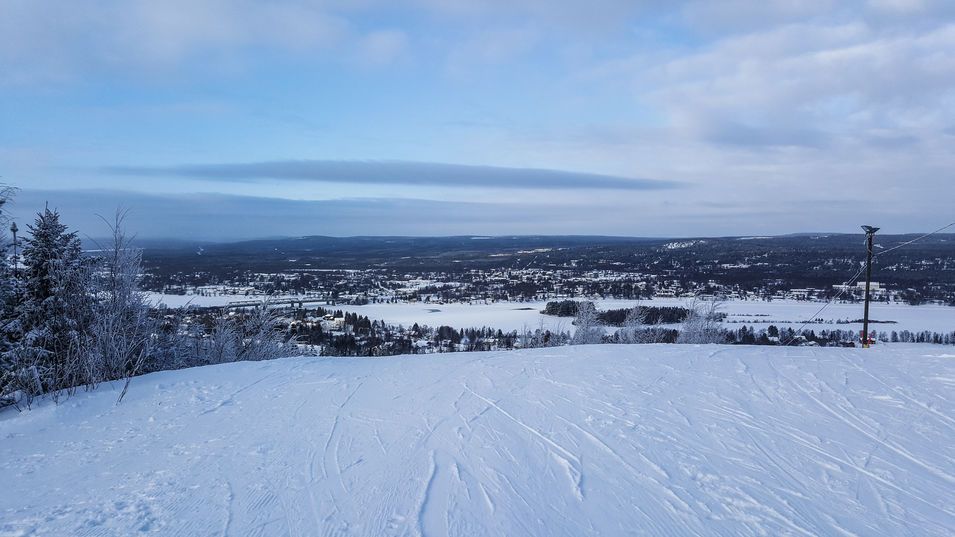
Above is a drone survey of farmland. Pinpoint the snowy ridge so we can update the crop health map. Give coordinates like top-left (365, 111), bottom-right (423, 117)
top-left (2, 345), bottom-right (954, 536)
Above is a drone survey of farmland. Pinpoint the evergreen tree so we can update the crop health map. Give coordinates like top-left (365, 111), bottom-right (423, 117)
top-left (10, 206), bottom-right (93, 398)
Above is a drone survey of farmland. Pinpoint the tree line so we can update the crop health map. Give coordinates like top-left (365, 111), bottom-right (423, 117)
top-left (541, 300), bottom-right (693, 324)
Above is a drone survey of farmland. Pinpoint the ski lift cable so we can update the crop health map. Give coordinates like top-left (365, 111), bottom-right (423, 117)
top-left (781, 219), bottom-right (955, 345)
top-left (781, 262), bottom-right (868, 345)
top-left (873, 220), bottom-right (955, 258)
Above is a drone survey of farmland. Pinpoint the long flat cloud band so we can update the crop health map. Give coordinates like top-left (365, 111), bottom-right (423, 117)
top-left (103, 160), bottom-right (680, 191)
top-left (11, 189), bottom-right (602, 240)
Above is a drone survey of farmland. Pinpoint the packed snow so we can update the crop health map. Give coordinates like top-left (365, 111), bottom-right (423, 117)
top-left (2, 344), bottom-right (954, 536)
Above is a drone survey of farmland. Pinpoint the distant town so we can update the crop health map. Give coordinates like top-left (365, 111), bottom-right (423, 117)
top-left (141, 234), bottom-right (955, 305)
top-left (133, 234), bottom-right (955, 356)
top-left (155, 269), bottom-right (899, 306)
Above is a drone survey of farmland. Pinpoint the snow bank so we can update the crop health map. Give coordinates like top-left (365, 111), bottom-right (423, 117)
top-left (4, 345), bottom-right (952, 536)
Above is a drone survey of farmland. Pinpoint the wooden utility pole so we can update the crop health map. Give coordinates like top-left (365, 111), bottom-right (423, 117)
top-left (861, 225), bottom-right (879, 348)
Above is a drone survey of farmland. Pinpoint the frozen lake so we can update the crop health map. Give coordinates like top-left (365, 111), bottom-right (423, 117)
top-left (147, 293), bottom-right (955, 334)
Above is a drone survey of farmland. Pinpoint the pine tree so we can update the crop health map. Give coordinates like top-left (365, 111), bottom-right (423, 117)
top-left (11, 206), bottom-right (94, 398)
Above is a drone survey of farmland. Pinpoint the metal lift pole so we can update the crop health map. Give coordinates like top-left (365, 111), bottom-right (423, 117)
top-left (861, 225), bottom-right (879, 348)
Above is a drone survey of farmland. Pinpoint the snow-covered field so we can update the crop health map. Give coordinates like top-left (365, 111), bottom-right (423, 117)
top-left (147, 292), bottom-right (955, 334)
top-left (2, 345), bottom-right (954, 536)
top-left (342, 298), bottom-right (955, 334)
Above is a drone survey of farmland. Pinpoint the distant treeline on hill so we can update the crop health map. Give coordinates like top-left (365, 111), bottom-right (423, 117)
top-left (540, 300), bottom-right (691, 325)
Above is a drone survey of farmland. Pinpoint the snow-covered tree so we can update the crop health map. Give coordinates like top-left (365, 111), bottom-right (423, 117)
top-left (615, 306), bottom-right (648, 344)
top-left (677, 297), bottom-right (726, 344)
top-left (206, 314), bottom-right (240, 365)
top-left (89, 211), bottom-right (156, 399)
top-left (200, 303), bottom-right (288, 365)
top-left (0, 202), bottom-right (296, 407)
top-left (7, 206), bottom-right (94, 402)
top-left (571, 301), bottom-right (604, 345)
top-left (0, 187), bottom-right (21, 406)
top-left (234, 303), bottom-right (288, 362)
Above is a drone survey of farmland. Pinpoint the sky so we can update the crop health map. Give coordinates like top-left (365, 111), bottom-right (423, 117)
top-left (2, 0), bottom-right (954, 240)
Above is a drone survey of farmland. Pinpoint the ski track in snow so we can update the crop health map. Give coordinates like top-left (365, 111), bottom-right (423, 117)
top-left (1, 344), bottom-right (954, 536)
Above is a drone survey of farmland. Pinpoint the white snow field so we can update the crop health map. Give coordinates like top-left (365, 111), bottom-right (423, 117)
top-left (147, 292), bottom-right (955, 334)
top-left (2, 345), bottom-right (954, 536)
top-left (341, 299), bottom-right (955, 334)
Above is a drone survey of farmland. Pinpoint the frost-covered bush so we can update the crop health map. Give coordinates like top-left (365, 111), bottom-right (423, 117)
top-left (571, 301), bottom-right (604, 345)
top-left (677, 297), bottom-right (727, 345)
top-left (615, 306), bottom-right (649, 344)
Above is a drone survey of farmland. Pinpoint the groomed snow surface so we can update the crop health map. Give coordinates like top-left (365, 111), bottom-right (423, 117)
top-left (2, 345), bottom-right (954, 536)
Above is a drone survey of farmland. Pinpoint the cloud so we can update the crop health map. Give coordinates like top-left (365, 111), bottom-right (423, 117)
top-left (0, 0), bottom-right (641, 84)
top-left (12, 187), bottom-right (944, 242)
top-left (866, 0), bottom-right (946, 15)
top-left (355, 30), bottom-right (410, 66)
top-left (690, 117), bottom-right (829, 148)
top-left (102, 160), bottom-right (681, 191)
top-left (8, 189), bottom-right (592, 240)
top-left (406, 0), bottom-right (651, 30)
top-left (0, 0), bottom-right (392, 82)
top-left (679, 0), bottom-right (839, 35)
top-left (597, 18), bottom-right (955, 149)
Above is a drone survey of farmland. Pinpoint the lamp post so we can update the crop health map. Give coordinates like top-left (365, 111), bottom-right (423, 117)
top-left (861, 225), bottom-right (879, 348)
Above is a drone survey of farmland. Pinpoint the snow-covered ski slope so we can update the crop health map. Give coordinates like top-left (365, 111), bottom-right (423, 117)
top-left (2, 345), bottom-right (954, 536)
